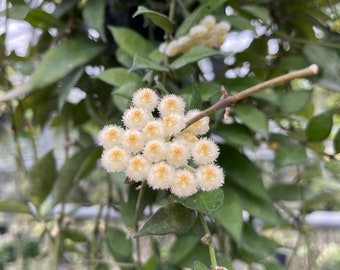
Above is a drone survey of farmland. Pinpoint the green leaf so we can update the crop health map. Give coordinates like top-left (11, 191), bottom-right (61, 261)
top-left (215, 123), bottom-right (254, 148)
top-left (233, 104), bottom-right (268, 137)
top-left (2, 4), bottom-right (30, 20)
top-left (83, 0), bottom-right (106, 41)
top-left (169, 234), bottom-right (201, 264)
top-left (325, 160), bottom-right (340, 175)
top-left (112, 82), bottom-right (140, 112)
top-left (63, 229), bottom-right (88, 242)
top-left (216, 188), bottom-right (243, 244)
top-left (226, 15), bottom-right (255, 31)
top-left (175, 189), bottom-right (224, 219)
top-left (130, 55), bottom-right (169, 72)
top-left (109, 26), bottom-right (154, 57)
top-left (189, 85), bottom-right (203, 110)
top-left (274, 145), bottom-right (306, 167)
top-left (193, 260), bottom-right (209, 270)
top-left (0, 199), bottom-right (31, 215)
top-left (263, 261), bottom-right (285, 270)
top-left (333, 128), bottom-right (340, 153)
top-left (269, 183), bottom-right (315, 201)
top-left (28, 151), bottom-right (56, 206)
top-left (135, 203), bottom-right (196, 237)
top-left (106, 226), bottom-right (132, 258)
top-left (25, 9), bottom-right (64, 30)
top-left (306, 111), bottom-right (333, 141)
top-left (170, 47), bottom-right (224, 70)
top-left (133, 6), bottom-right (173, 33)
top-left (95, 68), bottom-right (142, 87)
top-left (241, 5), bottom-right (270, 22)
top-left (30, 39), bottom-right (105, 90)
top-left (280, 90), bottom-right (312, 114)
top-left (52, 147), bottom-right (102, 205)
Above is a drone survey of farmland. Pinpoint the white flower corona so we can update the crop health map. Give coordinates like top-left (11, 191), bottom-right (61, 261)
top-left (196, 164), bottom-right (224, 191)
top-left (192, 138), bottom-right (219, 165)
top-left (122, 130), bottom-right (146, 154)
top-left (101, 147), bottom-right (130, 172)
top-left (147, 162), bottom-right (175, 189)
top-left (171, 169), bottom-right (197, 197)
top-left (162, 114), bottom-right (186, 136)
top-left (143, 140), bottom-right (165, 162)
top-left (126, 155), bottom-right (150, 181)
top-left (158, 94), bottom-right (186, 116)
top-left (166, 141), bottom-right (190, 167)
top-left (97, 124), bottom-right (124, 149)
top-left (122, 107), bottom-right (152, 130)
top-left (132, 88), bottom-right (159, 111)
top-left (143, 120), bottom-right (164, 140)
top-left (185, 110), bottom-right (210, 135)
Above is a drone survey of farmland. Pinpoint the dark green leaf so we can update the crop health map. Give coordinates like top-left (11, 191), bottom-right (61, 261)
top-left (333, 128), bottom-right (340, 153)
top-left (109, 26), bottom-right (154, 57)
top-left (25, 9), bottom-right (64, 30)
top-left (193, 260), bottom-right (209, 270)
top-left (133, 6), bottom-right (173, 33)
top-left (95, 68), bottom-right (142, 87)
top-left (106, 226), bottom-right (132, 258)
top-left (170, 47), bottom-right (224, 70)
top-left (252, 88), bottom-right (279, 106)
top-left (112, 82), bottom-right (140, 112)
top-left (189, 85), bottom-right (203, 110)
top-left (233, 104), bottom-right (268, 137)
top-left (28, 151), bottom-right (56, 206)
top-left (216, 188), bottom-right (243, 243)
top-left (269, 183), bottom-right (315, 201)
top-left (135, 203), bottom-right (196, 237)
top-left (226, 15), bottom-right (255, 31)
top-left (280, 90), bottom-right (312, 114)
top-left (215, 123), bottom-right (254, 148)
top-left (169, 234), bottom-right (200, 264)
top-left (83, 0), bottom-right (106, 41)
top-left (63, 229), bottom-right (88, 242)
top-left (274, 145), bottom-right (306, 167)
top-left (0, 199), bottom-right (31, 215)
top-left (53, 0), bottom-right (77, 18)
top-left (279, 56), bottom-right (309, 71)
top-left (30, 39), bottom-right (105, 90)
top-left (306, 111), bottom-right (333, 141)
top-left (52, 147), bottom-right (102, 205)
top-left (130, 55), bottom-right (169, 72)
top-left (175, 189), bottom-right (224, 219)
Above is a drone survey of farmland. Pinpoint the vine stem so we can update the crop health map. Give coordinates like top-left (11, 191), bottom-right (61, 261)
top-left (199, 214), bottom-right (218, 269)
top-left (184, 64), bottom-right (319, 129)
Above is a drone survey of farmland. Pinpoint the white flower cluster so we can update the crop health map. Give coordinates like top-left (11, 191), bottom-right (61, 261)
top-left (159, 15), bottom-right (231, 57)
top-left (98, 88), bottom-right (224, 198)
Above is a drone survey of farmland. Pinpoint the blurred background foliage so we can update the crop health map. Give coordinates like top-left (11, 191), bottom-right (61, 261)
top-left (0, 0), bottom-right (340, 269)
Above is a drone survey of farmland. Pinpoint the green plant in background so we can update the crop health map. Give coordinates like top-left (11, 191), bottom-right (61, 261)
top-left (0, 0), bottom-right (339, 269)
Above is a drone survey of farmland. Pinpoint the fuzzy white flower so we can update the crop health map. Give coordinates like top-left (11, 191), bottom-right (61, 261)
top-left (122, 129), bottom-right (146, 154)
top-left (162, 114), bottom-right (186, 136)
top-left (122, 107), bottom-right (152, 130)
top-left (101, 147), bottom-right (130, 172)
top-left (142, 120), bottom-right (164, 140)
top-left (212, 21), bottom-right (230, 37)
top-left (177, 36), bottom-right (192, 52)
top-left (97, 124), bottom-right (124, 149)
top-left (196, 164), bottom-right (224, 191)
top-left (165, 40), bottom-right (181, 57)
top-left (147, 162), bottom-right (175, 189)
top-left (143, 140), bottom-right (166, 162)
top-left (125, 155), bottom-right (150, 181)
top-left (158, 94), bottom-right (186, 116)
top-left (171, 169), bottom-right (197, 197)
top-left (165, 141), bottom-right (190, 167)
top-left (175, 131), bottom-right (198, 147)
top-left (132, 88), bottom-right (159, 111)
top-left (159, 42), bottom-right (167, 54)
top-left (189, 25), bottom-right (208, 39)
top-left (192, 138), bottom-right (219, 165)
top-left (185, 109), bottom-right (210, 135)
top-left (200, 15), bottom-right (216, 30)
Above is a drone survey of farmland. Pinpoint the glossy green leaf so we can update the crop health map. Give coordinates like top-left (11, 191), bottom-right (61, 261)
top-left (274, 145), bottom-right (306, 167)
top-left (216, 123), bottom-right (254, 148)
top-left (133, 6), bottom-right (173, 33)
top-left (52, 146), bottom-right (102, 205)
top-left (112, 82), bottom-right (139, 112)
top-left (106, 226), bottom-right (132, 258)
top-left (25, 9), bottom-right (63, 30)
top-left (63, 229), bottom-right (88, 242)
top-left (252, 88), bottom-right (279, 106)
top-left (269, 183), bottom-right (315, 201)
top-left (130, 55), bottom-right (169, 72)
top-left (53, 0), bottom-right (78, 18)
top-left (333, 129), bottom-right (340, 153)
top-left (169, 234), bottom-right (200, 264)
top-left (216, 188), bottom-right (243, 243)
top-left (280, 90), bottom-right (312, 114)
top-left (175, 189), bottom-right (224, 219)
top-left (135, 203), bottom-right (196, 237)
top-left (193, 260), bottom-right (209, 270)
top-left (306, 111), bottom-right (333, 141)
top-left (83, 0), bottom-right (106, 41)
top-left (233, 104), bottom-right (268, 137)
top-left (241, 5), bottom-right (270, 22)
top-left (279, 56), bottom-right (309, 71)
top-left (30, 39), bottom-right (105, 90)
top-left (109, 26), bottom-right (154, 57)
top-left (226, 15), bottom-right (255, 31)
top-left (170, 47), bottom-right (224, 70)
top-left (96, 68), bottom-right (142, 87)
top-left (3, 4), bottom-right (30, 20)
top-left (28, 151), bottom-right (56, 206)
top-left (0, 199), bottom-right (31, 215)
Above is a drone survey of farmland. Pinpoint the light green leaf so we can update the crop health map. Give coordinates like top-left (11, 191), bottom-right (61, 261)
top-left (325, 160), bottom-right (340, 175)
top-left (216, 188), bottom-right (243, 243)
top-left (130, 55), bottom-right (169, 72)
top-left (112, 82), bottom-right (140, 112)
top-left (109, 26), bottom-right (154, 57)
top-left (170, 47), bottom-right (224, 70)
top-left (193, 260), bottom-right (209, 270)
top-left (96, 68), bottom-right (142, 86)
top-left (63, 229), bottom-right (88, 242)
top-left (175, 189), bottom-right (224, 219)
top-left (306, 111), bottom-right (333, 141)
top-left (280, 90), bottom-right (312, 114)
top-left (30, 39), bottom-right (105, 90)
top-left (215, 123), bottom-right (254, 148)
top-left (241, 5), bottom-right (270, 22)
top-left (233, 104), bottom-right (268, 137)
top-left (2, 4), bottom-right (30, 20)
top-left (0, 199), bottom-right (31, 215)
top-left (226, 15), bottom-right (255, 31)
top-left (133, 6), bottom-right (173, 33)
top-left (135, 203), bottom-right (196, 237)
top-left (83, 0), bottom-right (106, 41)
top-left (106, 226), bottom-right (133, 258)
top-left (189, 85), bottom-right (203, 110)
top-left (28, 151), bottom-right (56, 206)
top-left (25, 9), bottom-right (64, 30)
top-left (274, 145), bottom-right (306, 167)
top-left (333, 129), bottom-right (340, 153)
